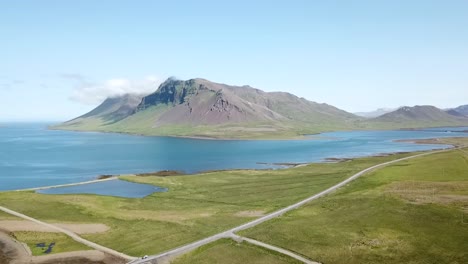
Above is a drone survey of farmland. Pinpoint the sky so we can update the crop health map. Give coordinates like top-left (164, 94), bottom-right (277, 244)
top-left (1, 0), bottom-right (468, 121)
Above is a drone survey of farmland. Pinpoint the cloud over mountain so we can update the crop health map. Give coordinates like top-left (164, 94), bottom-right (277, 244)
top-left (63, 74), bottom-right (163, 105)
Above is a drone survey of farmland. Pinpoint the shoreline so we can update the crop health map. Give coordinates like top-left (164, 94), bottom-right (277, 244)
top-left (2, 177), bottom-right (118, 193)
top-left (49, 124), bottom-right (468, 141)
top-left (4, 139), bottom-right (456, 193)
top-left (49, 126), bottom-right (316, 141)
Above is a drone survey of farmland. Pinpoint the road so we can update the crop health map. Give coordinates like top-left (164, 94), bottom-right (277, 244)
top-left (231, 234), bottom-right (320, 264)
top-left (4, 177), bottom-right (118, 193)
top-left (0, 205), bottom-right (135, 262)
top-left (129, 149), bottom-right (450, 264)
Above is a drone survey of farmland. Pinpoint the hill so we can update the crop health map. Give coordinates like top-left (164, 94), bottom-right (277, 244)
top-left (446, 104), bottom-right (468, 117)
top-left (54, 78), bottom-right (360, 138)
top-left (369, 105), bottom-right (468, 128)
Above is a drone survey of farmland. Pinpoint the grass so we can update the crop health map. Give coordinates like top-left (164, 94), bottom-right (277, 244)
top-left (13, 232), bottom-right (90, 256)
top-left (0, 152), bottom-right (417, 257)
top-left (0, 210), bottom-right (19, 220)
top-left (240, 147), bottom-right (468, 264)
top-left (172, 238), bottom-right (301, 264)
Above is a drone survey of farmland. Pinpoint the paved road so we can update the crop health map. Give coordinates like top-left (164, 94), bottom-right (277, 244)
top-left (129, 149), bottom-right (450, 264)
top-left (0, 205), bottom-right (135, 261)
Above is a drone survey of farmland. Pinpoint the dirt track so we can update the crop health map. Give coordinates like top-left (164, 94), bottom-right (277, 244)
top-left (0, 231), bottom-right (126, 264)
top-left (0, 221), bottom-right (109, 234)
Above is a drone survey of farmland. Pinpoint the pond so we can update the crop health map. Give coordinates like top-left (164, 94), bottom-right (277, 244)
top-left (36, 179), bottom-right (167, 198)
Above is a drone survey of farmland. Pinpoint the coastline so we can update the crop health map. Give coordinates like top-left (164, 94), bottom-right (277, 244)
top-left (49, 124), bottom-right (468, 141)
top-left (6, 140), bottom-right (456, 193)
top-left (3, 177), bottom-right (118, 193)
top-left (49, 126), bottom-right (315, 141)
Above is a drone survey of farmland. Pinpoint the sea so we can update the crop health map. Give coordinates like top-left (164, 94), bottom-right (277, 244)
top-left (1, 123), bottom-right (467, 191)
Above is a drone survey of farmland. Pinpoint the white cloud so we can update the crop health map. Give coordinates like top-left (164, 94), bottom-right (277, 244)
top-left (64, 75), bottom-right (163, 105)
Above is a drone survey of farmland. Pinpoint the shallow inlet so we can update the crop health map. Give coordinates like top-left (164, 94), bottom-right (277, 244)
top-left (36, 179), bottom-right (167, 198)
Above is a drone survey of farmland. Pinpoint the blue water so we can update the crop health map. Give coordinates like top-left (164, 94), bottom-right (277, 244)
top-left (0, 123), bottom-right (467, 191)
top-left (36, 179), bottom-right (167, 198)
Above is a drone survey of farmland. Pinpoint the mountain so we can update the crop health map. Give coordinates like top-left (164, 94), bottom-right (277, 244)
top-left (55, 78), bottom-right (359, 138)
top-left (54, 78), bottom-right (468, 138)
top-left (76, 94), bottom-right (143, 121)
top-left (446, 105), bottom-right (468, 117)
top-left (370, 105), bottom-right (468, 127)
top-left (354, 108), bottom-right (397, 118)
top-left (446, 109), bottom-right (466, 117)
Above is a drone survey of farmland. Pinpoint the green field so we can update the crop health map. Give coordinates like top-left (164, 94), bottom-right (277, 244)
top-left (14, 232), bottom-right (90, 256)
top-left (172, 239), bottom-right (301, 264)
top-left (1, 137), bottom-right (466, 262)
top-left (239, 147), bottom-right (468, 263)
top-left (0, 152), bottom-right (417, 257)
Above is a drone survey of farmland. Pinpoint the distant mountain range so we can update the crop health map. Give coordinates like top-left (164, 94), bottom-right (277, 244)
top-left (354, 108), bottom-right (397, 118)
top-left (446, 105), bottom-right (468, 117)
top-left (53, 78), bottom-right (468, 139)
top-left (371, 105), bottom-right (468, 127)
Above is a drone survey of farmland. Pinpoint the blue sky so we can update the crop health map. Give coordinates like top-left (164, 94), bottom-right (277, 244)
top-left (1, 0), bottom-right (467, 121)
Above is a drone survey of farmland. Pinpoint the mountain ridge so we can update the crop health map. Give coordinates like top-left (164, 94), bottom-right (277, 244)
top-left (54, 78), bottom-right (468, 139)
top-left (446, 105), bottom-right (468, 117)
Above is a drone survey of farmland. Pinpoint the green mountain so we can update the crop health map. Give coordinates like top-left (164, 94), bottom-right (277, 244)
top-left (54, 78), bottom-right (359, 138)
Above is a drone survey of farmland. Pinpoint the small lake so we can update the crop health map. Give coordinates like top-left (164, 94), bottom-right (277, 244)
top-left (36, 179), bottom-right (167, 198)
top-left (1, 123), bottom-right (467, 191)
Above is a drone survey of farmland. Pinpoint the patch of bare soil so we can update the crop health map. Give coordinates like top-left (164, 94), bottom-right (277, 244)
top-left (385, 181), bottom-right (468, 209)
top-left (0, 221), bottom-right (109, 234)
top-left (0, 231), bottom-right (30, 264)
top-left (32, 251), bottom-right (127, 264)
top-left (0, 232), bottom-right (125, 264)
top-left (234, 210), bottom-right (266, 217)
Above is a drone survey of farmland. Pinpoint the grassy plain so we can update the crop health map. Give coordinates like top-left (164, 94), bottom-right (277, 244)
top-left (240, 145), bottom-right (468, 263)
top-left (172, 238), bottom-right (301, 264)
top-left (0, 152), bottom-right (417, 257)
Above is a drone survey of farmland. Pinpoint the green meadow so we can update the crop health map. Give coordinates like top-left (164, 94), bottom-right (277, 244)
top-left (0, 152), bottom-right (417, 257)
top-left (172, 239), bottom-right (301, 264)
top-left (240, 146), bottom-right (468, 263)
top-left (0, 137), bottom-right (466, 262)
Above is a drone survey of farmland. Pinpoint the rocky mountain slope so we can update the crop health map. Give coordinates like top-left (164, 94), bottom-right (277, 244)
top-left (55, 78), bottom-right (359, 138)
top-left (54, 78), bottom-right (468, 138)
